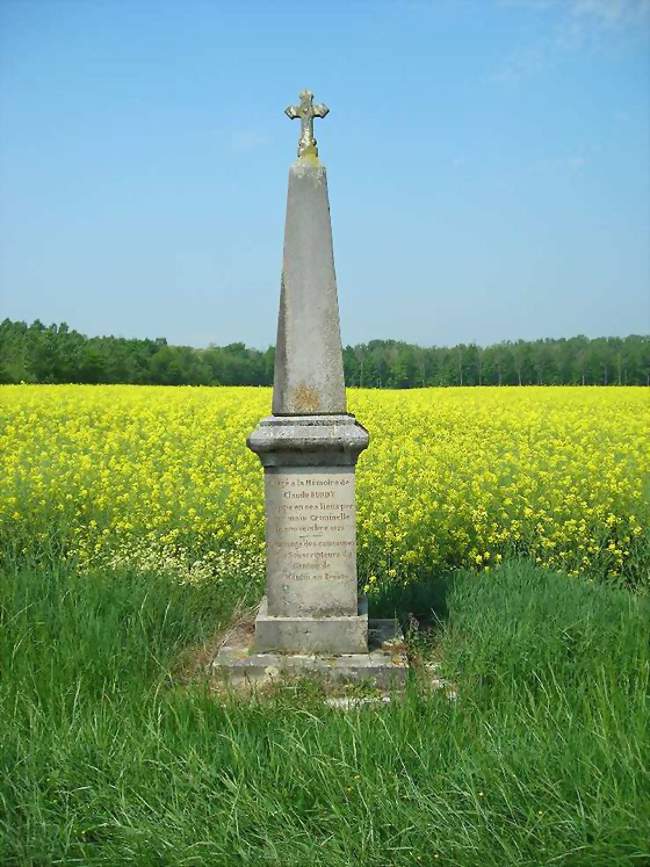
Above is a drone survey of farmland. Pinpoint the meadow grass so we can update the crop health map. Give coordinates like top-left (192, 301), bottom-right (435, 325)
top-left (1, 560), bottom-right (648, 866)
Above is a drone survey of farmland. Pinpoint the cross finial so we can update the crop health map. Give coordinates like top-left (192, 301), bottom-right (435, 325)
top-left (285, 89), bottom-right (329, 161)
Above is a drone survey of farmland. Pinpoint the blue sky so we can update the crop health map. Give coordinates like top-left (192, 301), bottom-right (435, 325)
top-left (1, 0), bottom-right (648, 348)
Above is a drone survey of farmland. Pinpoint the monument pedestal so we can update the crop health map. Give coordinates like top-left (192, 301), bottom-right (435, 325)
top-left (248, 414), bottom-right (369, 655)
top-left (212, 413), bottom-right (409, 687)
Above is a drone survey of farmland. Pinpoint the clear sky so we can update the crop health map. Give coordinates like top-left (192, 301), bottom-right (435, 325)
top-left (1, 0), bottom-right (648, 349)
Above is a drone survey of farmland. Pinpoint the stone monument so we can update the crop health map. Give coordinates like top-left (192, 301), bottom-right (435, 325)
top-left (213, 91), bottom-right (406, 686)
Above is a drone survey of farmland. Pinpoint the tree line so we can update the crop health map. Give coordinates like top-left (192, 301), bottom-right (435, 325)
top-left (1, 319), bottom-right (648, 387)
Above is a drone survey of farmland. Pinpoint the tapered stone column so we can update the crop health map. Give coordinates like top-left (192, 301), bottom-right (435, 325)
top-left (272, 161), bottom-right (346, 416)
top-left (247, 90), bottom-right (369, 654)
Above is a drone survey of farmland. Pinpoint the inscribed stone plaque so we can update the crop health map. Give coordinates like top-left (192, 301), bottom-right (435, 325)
top-left (265, 466), bottom-right (359, 617)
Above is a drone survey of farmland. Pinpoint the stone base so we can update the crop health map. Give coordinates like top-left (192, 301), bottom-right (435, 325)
top-left (212, 616), bottom-right (408, 690)
top-left (254, 596), bottom-right (367, 654)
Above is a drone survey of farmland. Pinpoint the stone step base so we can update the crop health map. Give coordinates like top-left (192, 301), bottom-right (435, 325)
top-left (211, 613), bottom-right (408, 690)
top-left (254, 595), bottom-right (367, 654)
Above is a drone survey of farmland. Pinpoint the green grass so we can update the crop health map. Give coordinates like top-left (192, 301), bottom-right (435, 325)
top-left (1, 561), bottom-right (648, 866)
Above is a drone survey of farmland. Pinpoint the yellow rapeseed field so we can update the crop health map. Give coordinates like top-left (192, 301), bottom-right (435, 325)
top-left (1, 385), bottom-right (648, 586)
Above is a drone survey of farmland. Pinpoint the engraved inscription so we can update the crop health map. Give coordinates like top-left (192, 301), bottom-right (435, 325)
top-left (264, 466), bottom-right (358, 616)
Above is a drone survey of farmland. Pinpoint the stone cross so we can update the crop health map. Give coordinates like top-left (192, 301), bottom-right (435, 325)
top-left (285, 89), bottom-right (329, 160)
top-left (247, 90), bottom-right (369, 654)
top-left (213, 91), bottom-right (407, 686)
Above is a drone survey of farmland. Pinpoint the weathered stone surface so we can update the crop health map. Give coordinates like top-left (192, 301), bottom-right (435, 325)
top-left (247, 413), bottom-right (369, 651)
top-left (212, 614), bottom-right (408, 689)
top-left (272, 162), bottom-right (346, 416)
top-left (254, 596), bottom-right (367, 653)
top-left (247, 414), bottom-right (368, 468)
top-left (263, 467), bottom-right (359, 617)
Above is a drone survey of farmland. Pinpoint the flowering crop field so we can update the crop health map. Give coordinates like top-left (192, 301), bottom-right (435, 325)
top-left (1, 384), bottom-right (648, 586)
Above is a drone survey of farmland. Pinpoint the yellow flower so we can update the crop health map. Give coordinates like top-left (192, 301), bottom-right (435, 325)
top-left (0, 384), bottom-right (646, 583)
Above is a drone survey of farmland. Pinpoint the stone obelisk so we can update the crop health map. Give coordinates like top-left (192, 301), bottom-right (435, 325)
top-left (247, 90), bottom-right (369, 654)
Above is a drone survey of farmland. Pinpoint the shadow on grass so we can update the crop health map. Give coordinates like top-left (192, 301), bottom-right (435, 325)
top-left (369, 568), bottom-right (460, 629)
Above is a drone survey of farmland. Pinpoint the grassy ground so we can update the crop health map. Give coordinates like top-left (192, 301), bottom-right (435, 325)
top-left (1, 561), bottom-right (648, 866)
